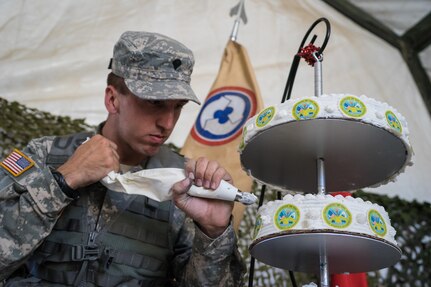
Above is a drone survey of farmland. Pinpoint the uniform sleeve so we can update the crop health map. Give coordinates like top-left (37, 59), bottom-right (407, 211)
top-left (0, 137), bottom-right (72, 280)
top-left (172, 214), bottom-right (246, 286)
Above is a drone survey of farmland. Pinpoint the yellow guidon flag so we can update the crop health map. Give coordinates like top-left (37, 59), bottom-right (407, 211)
top-left (181, 40), bottom-right (264, 230)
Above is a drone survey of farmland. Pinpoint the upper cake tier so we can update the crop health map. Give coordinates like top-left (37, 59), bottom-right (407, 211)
top-left (239, 94), bottom-right (413, 193)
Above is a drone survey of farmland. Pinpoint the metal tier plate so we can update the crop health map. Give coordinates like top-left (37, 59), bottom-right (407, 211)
top-left (240, 118), bottom-right (408, 193)
top-left (250, 232), bottom-right (401, 273)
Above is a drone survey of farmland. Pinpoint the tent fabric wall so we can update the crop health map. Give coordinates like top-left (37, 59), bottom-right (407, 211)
top-left (1, 0), bottom-right (430, 203)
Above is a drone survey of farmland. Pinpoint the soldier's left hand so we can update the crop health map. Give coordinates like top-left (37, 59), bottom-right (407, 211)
top-left (171, 157), bottom-right (233, 238)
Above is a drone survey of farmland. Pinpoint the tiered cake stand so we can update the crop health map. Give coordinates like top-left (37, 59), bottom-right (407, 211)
top-left (241, 120), bottom-right (405, 285)
top-left (240, 18), bottom-right (408, 287)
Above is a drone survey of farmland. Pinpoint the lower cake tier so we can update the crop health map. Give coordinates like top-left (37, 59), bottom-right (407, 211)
top-left (253, 194), bottom-right (397, 245)
top-left (250, 231), bottom-right (401, 273)
top-left (250, 194), bottom-right (401, 272)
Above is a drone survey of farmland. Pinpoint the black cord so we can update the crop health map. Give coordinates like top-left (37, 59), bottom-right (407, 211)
top-left (281, 17), bottom-right (331, 103)
top-left (282, 54), bottom-right (301, 103)
top-left (289, 270), bottom-right (298, 287)
top-left (248, 184), bottom-right (266, 287)
top-left (258, 184), bottom-right (266, 207)
top-left (248, 256), bottom-right (256, 287)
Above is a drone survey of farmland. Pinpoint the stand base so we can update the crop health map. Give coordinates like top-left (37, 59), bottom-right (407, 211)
top-left (250, 231), bottom-right (401, 274)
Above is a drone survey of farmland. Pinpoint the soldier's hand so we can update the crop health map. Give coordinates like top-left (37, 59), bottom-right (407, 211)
top-left (57, 135), bottom-right (120, 189)
top-left (171, 157), bottom-right (233, 238)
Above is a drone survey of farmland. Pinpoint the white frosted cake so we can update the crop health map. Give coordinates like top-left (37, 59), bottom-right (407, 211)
top-left (239, 93), bottom-right (413, 190)
top-left (240, 93), bottom-right (411, 149)
top-left (252, 194), bottom-right (397, 246)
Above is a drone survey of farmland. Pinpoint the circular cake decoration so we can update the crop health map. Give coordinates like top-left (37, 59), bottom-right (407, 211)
top-left (253, 214), bottom-right (263, 239)
top-left (368, 209), bottom-right (387, 237)
top-left (385, 110), bottom-right (402, 134)
top-left (256, 106), bottom-right (276, 128)
top-left (274, 204), bottom-right (300, 230)
top-left (292, 98), bottom-right (320, 120)
top-left (323, 203), bottom-right (352, 229)
top-left (339, 95), bottom-right (367, 118)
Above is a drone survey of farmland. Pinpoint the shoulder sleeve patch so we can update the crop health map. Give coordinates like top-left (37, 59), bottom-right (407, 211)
top-left (1, 149), bottom-right (35, 177)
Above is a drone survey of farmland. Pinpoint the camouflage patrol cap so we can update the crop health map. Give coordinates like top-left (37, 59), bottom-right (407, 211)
top-left (110, 31), bottom-right (200, 104)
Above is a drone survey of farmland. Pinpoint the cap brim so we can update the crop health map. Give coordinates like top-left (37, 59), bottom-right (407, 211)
top-left (124, 78), bottom-right (201, 104)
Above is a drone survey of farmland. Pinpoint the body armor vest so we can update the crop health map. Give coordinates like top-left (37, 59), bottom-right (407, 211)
top-left (27, 132), bottom-right (186, 286)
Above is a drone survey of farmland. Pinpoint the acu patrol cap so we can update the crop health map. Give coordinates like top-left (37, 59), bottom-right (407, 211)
top-left (109, 31), bottom-right (201, 104)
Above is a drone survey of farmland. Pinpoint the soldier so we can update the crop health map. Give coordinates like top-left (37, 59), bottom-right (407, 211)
top-left (0, 31), bottom-right (245, 286)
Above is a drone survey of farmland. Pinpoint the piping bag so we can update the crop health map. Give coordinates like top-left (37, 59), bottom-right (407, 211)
top-left (100, 168), bottom-right (257, 205)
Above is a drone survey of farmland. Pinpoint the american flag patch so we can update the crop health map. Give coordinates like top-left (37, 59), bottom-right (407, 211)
top-left (1, 149), bottom-right (35, 177)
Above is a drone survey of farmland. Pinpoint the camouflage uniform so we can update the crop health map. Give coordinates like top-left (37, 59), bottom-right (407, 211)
top-left (0, 130), bottom-right (245, 286)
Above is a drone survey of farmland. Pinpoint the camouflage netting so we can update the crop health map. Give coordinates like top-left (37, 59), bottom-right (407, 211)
top-left (0, 97), bottom-right (93, 157)
top-left (1, 97), bottom-right (430, 286)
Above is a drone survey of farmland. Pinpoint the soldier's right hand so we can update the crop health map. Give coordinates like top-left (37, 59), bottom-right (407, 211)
top-left (56, 135), bottom-right (120, 189)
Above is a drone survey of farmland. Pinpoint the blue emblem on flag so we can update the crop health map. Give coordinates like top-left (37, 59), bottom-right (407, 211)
top-left (191, 87), bottom-right (256, 145)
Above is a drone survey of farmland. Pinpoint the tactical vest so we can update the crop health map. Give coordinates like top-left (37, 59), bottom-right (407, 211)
top-left (26, 132), bottom-right (186, 287)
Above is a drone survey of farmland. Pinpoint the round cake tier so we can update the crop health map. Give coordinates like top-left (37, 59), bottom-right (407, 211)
top-left (254, 194), bottom-right (397, 245)
top-left (239, 94), bottom-right (413, 193)
top-left (250, 231), bottom-right (401, 273)
top-left (251, 194), bottom-right (400, 272)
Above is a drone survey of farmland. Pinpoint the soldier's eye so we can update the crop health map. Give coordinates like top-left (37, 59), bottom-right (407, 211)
top-left (148, 100), bottom-right (164, 107)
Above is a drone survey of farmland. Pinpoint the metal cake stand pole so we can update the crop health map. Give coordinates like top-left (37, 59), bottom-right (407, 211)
top-left (314, 52), bottom-right (323, 98)
top-left (315, 51), bottom-right (330, 287)
top-left (317, 158), bottom-right (330, 287)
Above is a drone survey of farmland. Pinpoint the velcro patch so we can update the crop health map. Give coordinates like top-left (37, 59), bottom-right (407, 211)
top-left (1, 149), bottom-right (35, 177)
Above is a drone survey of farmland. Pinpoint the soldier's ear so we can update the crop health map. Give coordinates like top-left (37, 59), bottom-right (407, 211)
top-left (105, 85), bottom-right (120, 113)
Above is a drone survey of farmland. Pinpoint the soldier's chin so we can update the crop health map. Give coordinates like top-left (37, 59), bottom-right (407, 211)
top-left (143, 145), bottom-right (162, 157)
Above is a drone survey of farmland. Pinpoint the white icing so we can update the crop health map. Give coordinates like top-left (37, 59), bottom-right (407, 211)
top-left (306, 210), bottom-right (319, 220)
top-left (324, 105), bottom-right (335, 113)
top-left (254, 194), bottom-right (397, 246)
top-left (375, 111), bottom-right (384, 119)
top-left (261, 215), bottom-right (271, 224)
top-left (356, 213), bottom-right (366, 224)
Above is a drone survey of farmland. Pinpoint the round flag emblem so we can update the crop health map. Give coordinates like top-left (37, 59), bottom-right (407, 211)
top-left (385, 110), bottom-right (402, 133)
top-left (292, 99), bottom-right (320, 120)
top-left (191, 87), bottom-right (257, 145)
top-left (368, 209), bottom-right (387, 237)
top-left (256, 106), bottom-right (275, 128)
top-left (339, 96), bottom-right (367, 118)
top-left (323, 203), bottom-right (352, 229)
top-left (274, 204), bottom-right (300, 230)
top-left (253, 214), bottom-right (263, 239)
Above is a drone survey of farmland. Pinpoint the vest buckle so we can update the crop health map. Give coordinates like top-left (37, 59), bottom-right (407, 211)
top-left (71, 245), bottom-right (100, 261)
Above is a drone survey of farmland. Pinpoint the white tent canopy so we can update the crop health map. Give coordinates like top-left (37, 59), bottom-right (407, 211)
top-left (1, 0), bottom-right (430, 203)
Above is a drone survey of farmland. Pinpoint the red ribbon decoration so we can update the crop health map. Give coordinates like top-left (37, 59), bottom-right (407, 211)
top-left (297, 44), bottom-right (320, 66)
